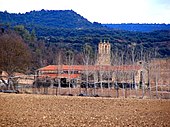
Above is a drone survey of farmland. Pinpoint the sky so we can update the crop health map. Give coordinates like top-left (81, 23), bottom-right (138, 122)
top-left (0, 0), bottom-right (170, 24)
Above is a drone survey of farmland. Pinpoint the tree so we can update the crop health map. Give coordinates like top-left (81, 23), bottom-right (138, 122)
top-left (30, 29), bottom-right (37, 42)
top-left (66, 50), bottom-right (74, 95)
top-left (82, 43), bottom-right (94, 95)
top-left (0, 32), bottom-right (31, 89)
top-left (129, 43), bottom-right (138, 97)
top-left (14, 25), bottom-right (31, 41)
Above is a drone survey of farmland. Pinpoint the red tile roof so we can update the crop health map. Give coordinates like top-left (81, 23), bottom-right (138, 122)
top-left (39, 73), bottom-right (81, 79)
top-left (38, 65), bottom-right (142, 72)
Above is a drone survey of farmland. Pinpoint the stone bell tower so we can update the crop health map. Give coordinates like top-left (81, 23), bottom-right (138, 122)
top-left (96, 40), bottom-right (111, 65)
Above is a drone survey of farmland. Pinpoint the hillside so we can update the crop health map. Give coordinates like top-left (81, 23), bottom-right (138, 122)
top-left (0, 10), bottom-right (102, 29)
top-left (103, 23), bottom-right (170, 32)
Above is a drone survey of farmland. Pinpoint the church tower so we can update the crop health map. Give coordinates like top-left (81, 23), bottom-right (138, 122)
top-left (96, 40), bottom-right (111, 65)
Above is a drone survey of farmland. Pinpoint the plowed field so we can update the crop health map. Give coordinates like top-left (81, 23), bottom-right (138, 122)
top-left (0, 93), bottom-right (170, 127)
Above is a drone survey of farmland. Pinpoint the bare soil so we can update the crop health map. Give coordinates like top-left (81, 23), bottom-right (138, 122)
top-left (0, 93), bottom-right (170, 127)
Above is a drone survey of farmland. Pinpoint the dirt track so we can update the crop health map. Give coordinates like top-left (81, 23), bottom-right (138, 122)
top-left (0, 93), bottom-right (170, 127)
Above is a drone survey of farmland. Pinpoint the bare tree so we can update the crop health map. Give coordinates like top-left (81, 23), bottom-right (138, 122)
top-left (153, 48), bottom-right (159, 98)
top-left (0, 32), bottom-right (31, 90)
top-left (129, 43), bottom-right (138, 97)
top-left (98, 65), bottom-right (104, 96)
top-left (56, 51), bottom-right (62, 95)
top-left (66, 50), bottom-right (74, 95)
top-left (111, 47), bottom-right (121, 98)
top-left (82, 43), bottom-right (94, 95)
top-left (106, 67), bottom-right (112, 97)
top-left (144, 50), bottom-right (152, 98)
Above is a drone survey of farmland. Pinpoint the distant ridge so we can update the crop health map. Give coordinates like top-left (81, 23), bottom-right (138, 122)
top-left (1, 10), bottom-right (170, 32)
top-left (0, 10), bottom-right (102, 29)
top-left (103, 23), bottom-right (170, 32)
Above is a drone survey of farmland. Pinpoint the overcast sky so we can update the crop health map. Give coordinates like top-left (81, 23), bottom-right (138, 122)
top-left (0, 0), bottom-right (170, 24)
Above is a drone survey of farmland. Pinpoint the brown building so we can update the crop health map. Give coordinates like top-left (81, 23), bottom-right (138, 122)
top-left (96, 40), bottom-right (111, 65)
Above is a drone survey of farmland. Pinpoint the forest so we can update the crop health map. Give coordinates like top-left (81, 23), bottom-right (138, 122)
top-left (104, 23), bottom-right (170, 32)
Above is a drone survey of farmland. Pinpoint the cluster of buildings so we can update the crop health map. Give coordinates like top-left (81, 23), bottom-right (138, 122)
top-left (1, 40), bottom-right (169, 90)
top-left (36, 41), bottom-right (149, 88)
top-left (0, 26), bottom-right (169, 92)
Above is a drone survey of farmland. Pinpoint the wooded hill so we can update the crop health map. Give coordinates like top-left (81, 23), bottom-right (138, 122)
top-left (0, 10), bottom-right (170, 69)
top-left (104, 23), bottom-right (170, 32)
top-left (0, 10), bottom-right (101, 29)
